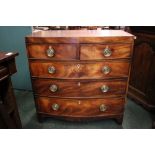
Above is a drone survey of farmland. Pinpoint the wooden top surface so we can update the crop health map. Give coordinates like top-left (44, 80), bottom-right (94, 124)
top-left (26, 30), bottom-right (135, 43)
top-left (0, 52), bottom-right (18, 63)
top-left (27, 30), bottom-right (134, 38)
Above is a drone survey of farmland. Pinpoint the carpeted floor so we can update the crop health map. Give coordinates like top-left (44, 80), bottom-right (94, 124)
top-left (14, 90), bottom-right (152, 129)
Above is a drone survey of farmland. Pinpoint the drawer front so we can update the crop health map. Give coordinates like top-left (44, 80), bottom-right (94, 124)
top-left (80, 44), bottom-right (132, 60)
top-left (36, 97), bottom-right (125, 117)
top-left (30, 61), bottom-right (130, 79)
top-left (32, 79), bottom-right (127, 97)
top-left (27, 44), bottom-right (78, 60)
top-left (0, 66), bottom-right (9, 80)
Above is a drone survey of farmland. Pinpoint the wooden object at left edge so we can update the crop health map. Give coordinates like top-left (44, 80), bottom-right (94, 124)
top-left (0, 52), bottom-right (22, 129)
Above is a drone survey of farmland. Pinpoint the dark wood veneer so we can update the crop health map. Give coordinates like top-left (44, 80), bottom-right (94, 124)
top-left (29, 61), bottom-right (130, 79)
top-left (0, 52), bottom-right (22, 128)
top-left (32, 79), bottom-right (127, 98)
top-left (26, 30), bottom-right (135, 124)
top-left (27, 44), bottom-right (78, 60)
top-left (128, 28), bottom-right (155, 111)
top-left (80, 44), bottom-right (132, 60)
top-left (36, 97), bottom-right (125, 117)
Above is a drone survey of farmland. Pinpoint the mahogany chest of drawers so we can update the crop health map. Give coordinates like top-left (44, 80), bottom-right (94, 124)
top-left (25, 30), bottom-right (135, 124)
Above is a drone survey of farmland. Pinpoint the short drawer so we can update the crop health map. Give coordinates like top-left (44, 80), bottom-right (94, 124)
top-left (36, 97), bottom-right (125, 117)
top-left (26, 44), bottom-right (78, 60)
top-left (32, 79), bottom-right (127, 98)
top-left (29, 61), bottom-right (130, 79)
top-left (80, 44), bottom-right (132, 60)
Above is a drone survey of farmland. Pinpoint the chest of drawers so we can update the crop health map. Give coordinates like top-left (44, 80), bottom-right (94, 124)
top-left (25, 30), bottom-right (135, 124)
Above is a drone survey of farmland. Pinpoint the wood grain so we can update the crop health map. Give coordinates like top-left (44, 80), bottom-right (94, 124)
top-left (32, 79), bottom-right (127, 98)
top-left (26, 30), bottom-right (135, 44)
top-left (128, 29), bottom-right (155, 110)
top-left (29, 60), bottom-right (130, 79)
top-left (80, 44), bottom-right (132, 60)
top-left (25, 30), bottom-right (134, 123)
top-left (26, 44), bottom-right (78, 60)
top-left (36, 97), bottom-right (125, 117)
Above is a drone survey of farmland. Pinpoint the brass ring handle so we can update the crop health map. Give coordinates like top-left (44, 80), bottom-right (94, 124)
top-left (52, 103), bottom-right (59, 111)
top-left (102, 66), bottom-right (111, 74)
top-left (50, 84), bottom-right (58, 92)
top-left (101, 85), bottom-right (109, 93)
top-left (103, 46), bottom-right (112, 57)
top-left (46, 46), bottom-right (55, 57)
top-left (100, 104), bottom-right (107, 112)
top-left (48, 66), bottom-right (56, 74)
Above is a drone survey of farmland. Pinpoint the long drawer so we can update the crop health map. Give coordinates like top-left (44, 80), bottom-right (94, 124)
top-left (36, 97), bottom-right (125, 117)
top-left (29, 61), bottom-right (130, 79)
top-left (32, 79), bottom-right (127, 98)
top-left (27, 44), bottom-right (78, 60)
top-left (80, 44), bottom-right (132, 60)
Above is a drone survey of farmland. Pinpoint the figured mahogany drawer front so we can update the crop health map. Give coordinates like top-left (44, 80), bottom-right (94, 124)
top-left (27, 44), bottom-right (78, 60)
top-left (80, 44), bottom-right (132, 60)
top-left (36, 97), bottom-right (125, 117)
top-left (30, 61), bottom-right (130, 79)
top-left (32, 79), bottom-right (127, 98)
